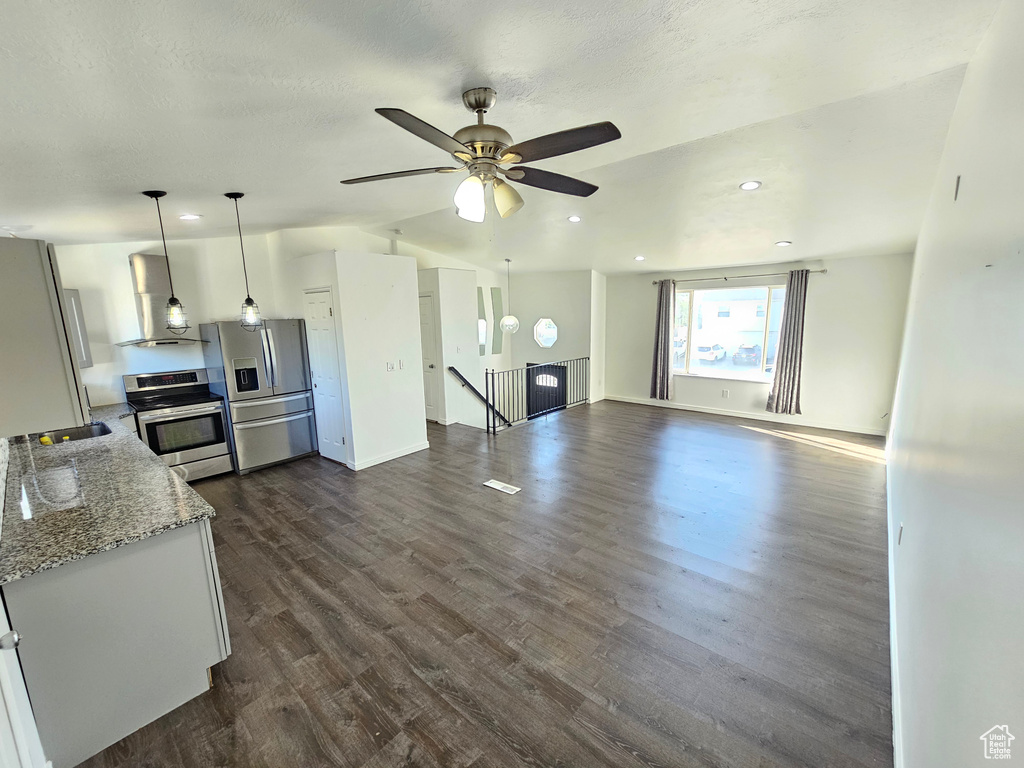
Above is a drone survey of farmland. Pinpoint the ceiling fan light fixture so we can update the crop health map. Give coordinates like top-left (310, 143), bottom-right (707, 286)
top-left (492, 178), bottom-right (524, 218)
top-left (454, 175), bottom-right (486, 223)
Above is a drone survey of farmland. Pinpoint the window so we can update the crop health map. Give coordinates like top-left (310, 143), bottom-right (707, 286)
top-left (536, 374), bottom-right (557, 387)
top-left (534, 318), bottom-right (558, 348)
top-left (672, 284), bottom-right (786, 382)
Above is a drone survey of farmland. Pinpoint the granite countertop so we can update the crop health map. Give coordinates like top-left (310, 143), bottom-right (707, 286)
top-left (0, 404), bottom-right (215, 586)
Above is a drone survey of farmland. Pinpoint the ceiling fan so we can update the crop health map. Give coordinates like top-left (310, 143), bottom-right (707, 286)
top-left (341, 87), bottom-right (621, 222)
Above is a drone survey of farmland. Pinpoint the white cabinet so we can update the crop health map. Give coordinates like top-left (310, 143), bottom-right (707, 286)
top-left (0, 608), bottom-right (47, 768)
top-left (1, 519), bottom-right (229, 768)
top-left (0, 239), bottom-right (88, 438)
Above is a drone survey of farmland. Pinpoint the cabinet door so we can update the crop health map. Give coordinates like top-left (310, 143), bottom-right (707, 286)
top-left (0, 600), bottom-right (47, 768)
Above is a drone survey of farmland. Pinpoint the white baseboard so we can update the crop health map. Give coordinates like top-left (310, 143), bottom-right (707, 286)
top-left (603, 395), bottom-right (887, 437)
top-left (346, 441), bottom-right (430, 471)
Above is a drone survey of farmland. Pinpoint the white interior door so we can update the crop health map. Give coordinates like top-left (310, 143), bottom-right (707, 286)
top-left (419, 294), bottom-right (440, 422)
top-left (303, 289), bottom-right (348, 465)
top-left (1, 611), bottom-right (47, 768)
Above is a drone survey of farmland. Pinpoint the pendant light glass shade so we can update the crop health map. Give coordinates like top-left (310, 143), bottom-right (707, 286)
top-left (492, 178), bottom-right (524, 219)
top-left (501, 258), bottom-right (519, 334)
top-left (142, 190), bottom-right (190, 334)
top-left (225, 192), bottom-right (263, 331)
top-left (241, 296), bottom-right (262, 331)
top-left (165, 296), bottom-right (188, 334)
top-left (454, 175), bottom-right (486, 223)
top-left (499, 315), bottom-right (520, 333)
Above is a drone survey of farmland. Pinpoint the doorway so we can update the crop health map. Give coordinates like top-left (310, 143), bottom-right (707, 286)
top-left (419, 293), bottom-right (441, 423)
top-left (303, 288), bottom-right (348, 465)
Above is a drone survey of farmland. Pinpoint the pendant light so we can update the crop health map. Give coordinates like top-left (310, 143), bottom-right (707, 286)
top-left (499, 258), bottom-right (519, 333)
top-left (142, 190), bottom-right (189, 335)
top-left (225, 192), bottom-right (262, 331)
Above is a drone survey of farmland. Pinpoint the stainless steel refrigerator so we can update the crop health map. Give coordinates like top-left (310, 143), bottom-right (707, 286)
top-left (200, 320), bottom-right (317, 474)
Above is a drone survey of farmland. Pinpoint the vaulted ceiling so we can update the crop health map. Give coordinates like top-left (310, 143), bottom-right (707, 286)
top-left (0, 0), bottom-right (1001, 272)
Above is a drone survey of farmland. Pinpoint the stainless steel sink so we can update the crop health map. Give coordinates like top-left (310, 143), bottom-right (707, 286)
top-left (31, 422), bottom-right (112, 445)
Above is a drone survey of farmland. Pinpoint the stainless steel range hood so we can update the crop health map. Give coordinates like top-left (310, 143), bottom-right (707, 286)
top-left (116, 252), bottom-right (204, 347)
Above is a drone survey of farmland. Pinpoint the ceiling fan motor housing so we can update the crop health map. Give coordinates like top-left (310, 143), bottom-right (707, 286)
top-left (453, 123), bottom-right (512, 162)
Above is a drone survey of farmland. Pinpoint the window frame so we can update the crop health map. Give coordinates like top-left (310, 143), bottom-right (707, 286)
top-left (671, 283), bottom-right (786, 382)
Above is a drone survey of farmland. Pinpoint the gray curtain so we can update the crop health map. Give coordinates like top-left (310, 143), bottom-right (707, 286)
top-left (766, 269), bottom-right (809, 415)
top-left (650, 279), bottom-right (675, 400)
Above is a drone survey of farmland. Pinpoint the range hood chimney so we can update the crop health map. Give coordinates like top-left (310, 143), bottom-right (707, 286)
top-left (116, 253), bottom-right (203, 347)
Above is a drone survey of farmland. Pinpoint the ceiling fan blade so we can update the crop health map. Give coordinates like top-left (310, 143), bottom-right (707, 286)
top-left (500, 122), bottom-right (621, 164)
top-left (376, 108), bottom-right (472, 156)
top-left (340, 167), bottom-right (463, 184)
top-left (504, 166), bottom-right (598, 197)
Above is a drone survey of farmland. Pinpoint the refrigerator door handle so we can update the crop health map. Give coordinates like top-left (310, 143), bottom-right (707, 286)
top-left (261, 328), bottom-right (275, 388)
top-left (266, 326), bottom-right (279, 390)
top-left (231, 392), bottom-right (310, 409)
top-left (234, 411), bottom-right (310, 429)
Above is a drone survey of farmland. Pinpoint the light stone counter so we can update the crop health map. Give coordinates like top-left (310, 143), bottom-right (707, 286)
top-left (0, 404), bottom-right (215, 585)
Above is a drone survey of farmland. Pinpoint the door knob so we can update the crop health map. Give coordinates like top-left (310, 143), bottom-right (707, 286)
top-left (0, 630), bottom-right (20, 650)
top-left (429, 364), bottom-right (435, 369)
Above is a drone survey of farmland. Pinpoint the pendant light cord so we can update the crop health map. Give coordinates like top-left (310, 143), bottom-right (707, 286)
top-left (232, 196), bottom-right (251, 298)
top-left (506, 258), bottom-right (512, 314)
top-left (153, 196), bottom-right (176, 299)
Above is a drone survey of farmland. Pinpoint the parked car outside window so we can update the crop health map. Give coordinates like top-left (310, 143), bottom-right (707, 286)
top-left (696, 344), bottom-right (726, 363)
top-left (731, 343), bottom-right (762, 365)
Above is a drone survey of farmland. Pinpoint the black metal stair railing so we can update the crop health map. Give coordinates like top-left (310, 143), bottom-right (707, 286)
top-left (446, 366), bottom-right (511, 427)
top-left (483, 357), bottom-right (590, 435)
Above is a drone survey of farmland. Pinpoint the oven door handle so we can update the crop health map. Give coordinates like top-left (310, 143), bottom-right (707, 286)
top-left (138, 406), bottom-right (224, 422)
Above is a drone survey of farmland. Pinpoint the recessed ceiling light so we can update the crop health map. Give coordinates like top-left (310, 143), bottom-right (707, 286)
top-left (775, 240), bottom-right (793, 247)
top-left (739, 181), bottom-right (762, 191)
top-left (179, 214), bottom-right (202, 221)
top-left (567, 215), bottom-right (581, 223)
top-left (634, 255), bottom-right (645, 261)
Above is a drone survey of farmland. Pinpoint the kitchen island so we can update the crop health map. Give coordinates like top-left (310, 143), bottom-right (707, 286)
top-left (0, 405), bottom-right (230, 768)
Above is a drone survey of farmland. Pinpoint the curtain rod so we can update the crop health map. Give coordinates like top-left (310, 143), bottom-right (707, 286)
top-left (652, 268), bottom-right (827, 286)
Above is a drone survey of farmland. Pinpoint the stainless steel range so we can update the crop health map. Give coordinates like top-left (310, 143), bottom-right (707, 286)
top-left (123, 369), bottom-right (233, 481)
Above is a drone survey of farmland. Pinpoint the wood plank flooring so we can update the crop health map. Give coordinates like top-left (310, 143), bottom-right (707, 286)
top-left (82, 401), bottom-right (893, 768)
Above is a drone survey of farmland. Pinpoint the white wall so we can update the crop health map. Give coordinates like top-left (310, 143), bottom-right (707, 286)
top-left (55, 234), bottom-right (274, 405)
top-left (590, 271), bottom-right (607, 402)
top-left (886, 1), bottom-right (1024, 765)
top-left (332, 251), bottom-right (428, 469)
top-left (509, 271), bottom-right (595, 367)
top-left (417, 268), bottom-right (484, 429)
top-left (604, 253), bottom-right (912, 435)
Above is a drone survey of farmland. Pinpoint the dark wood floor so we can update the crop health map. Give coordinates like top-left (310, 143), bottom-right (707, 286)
top-left (83, 401), bottom-right (892, 768)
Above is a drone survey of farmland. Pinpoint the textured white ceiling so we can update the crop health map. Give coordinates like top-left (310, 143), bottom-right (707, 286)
top-left (0, 0), bottom-right (1001, 270)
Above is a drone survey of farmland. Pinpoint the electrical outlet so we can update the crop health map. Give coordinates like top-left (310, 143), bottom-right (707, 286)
top-left (386, 362), bottom-right (395, 372)
top-left (721, 389), bottom-right (729, 399)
